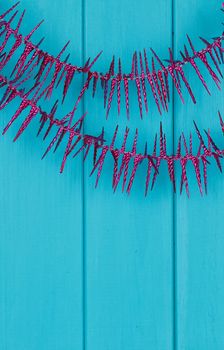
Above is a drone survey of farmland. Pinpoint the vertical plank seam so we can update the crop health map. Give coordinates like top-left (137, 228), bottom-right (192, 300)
top-left (81, 0), bottom-right (87, 348)
top-left (172, 0), bottom-right (177, 349)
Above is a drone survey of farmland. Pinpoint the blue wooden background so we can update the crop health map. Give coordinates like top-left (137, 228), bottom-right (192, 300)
top-left (0, 0), bottom-right (223, 349)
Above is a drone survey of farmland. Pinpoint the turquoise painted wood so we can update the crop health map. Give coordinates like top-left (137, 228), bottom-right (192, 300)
top-left (0, 0), bottom-right (223, 349)
top-left (174, 2), bottom-right (224, 349)
top-left (0, 1), bottom-right (84, 349)
top-left (84, 1), bottom-right (173, 349)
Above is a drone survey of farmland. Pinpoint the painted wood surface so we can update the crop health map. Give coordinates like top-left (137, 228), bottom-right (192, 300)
top-left (84, 1), bottom-right (173, 349)
top-left (0, 1), bottom-right (84, 349)
top-left (174, 1), bottom-right (224, 349)
top-left (0, 0), bottom-right (223, 349)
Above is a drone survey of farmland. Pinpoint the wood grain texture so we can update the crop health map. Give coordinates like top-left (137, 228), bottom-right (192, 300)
top-left (174, 1), bottom-right (224, 349)
top-left (84, 0), bottom-right (174, 349)
top-left (0, 0), bottom-right (224, 349)
top-left (0, 1), bottom-right (84, 349)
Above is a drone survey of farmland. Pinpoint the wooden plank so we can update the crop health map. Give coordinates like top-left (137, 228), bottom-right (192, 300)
top-left (174, 1), bottom-right (224, 348)
top-left (84, 1), bottom-right (174, 349)
top-left (0, 1), bottom-right (84, 349)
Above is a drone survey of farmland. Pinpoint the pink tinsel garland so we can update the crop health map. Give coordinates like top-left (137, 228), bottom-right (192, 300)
top-left (0, 2), bottom-right (223, 196)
